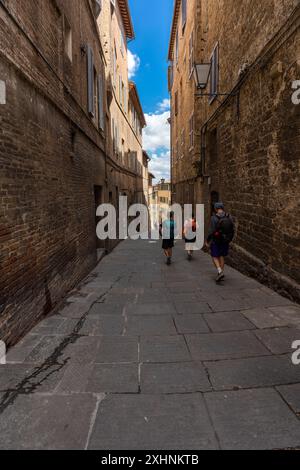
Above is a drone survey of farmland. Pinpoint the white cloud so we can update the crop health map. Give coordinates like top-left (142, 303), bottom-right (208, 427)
top-left (128, 50), bottom-right (140, 79)
top-left (157, 98), bottom-right (170, 112)
top-left (143, 111), bottom-right (170, 152)
top-left (149, 151), bottom-right (171, 182)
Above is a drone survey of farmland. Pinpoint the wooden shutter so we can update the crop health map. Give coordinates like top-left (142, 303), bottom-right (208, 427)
top-left (87, 46), bottom-right (94, 116)
top-left (98, 73), bottom-right (105, 131)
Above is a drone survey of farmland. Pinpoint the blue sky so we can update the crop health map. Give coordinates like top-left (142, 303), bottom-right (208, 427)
top-left (128, 0), bottom-right (174, 181)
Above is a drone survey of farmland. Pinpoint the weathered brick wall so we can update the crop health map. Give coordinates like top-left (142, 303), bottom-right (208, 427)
top-left (200, 1), bottom-right (300, 300)
top-left (0, 0), bottom-right (108, 346)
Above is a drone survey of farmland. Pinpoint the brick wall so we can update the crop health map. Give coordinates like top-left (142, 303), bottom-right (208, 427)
top-left (169, 0), bottom-right (300, 301)
top-left (0, 0), bottom-right (108, 346)
top-left (200, 1), bottom-right (300, 301)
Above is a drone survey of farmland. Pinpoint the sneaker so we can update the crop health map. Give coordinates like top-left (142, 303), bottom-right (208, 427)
top-left (216, 271), bottom-right (225, 282)
top-left (166, 257), bottom-right (171, 265)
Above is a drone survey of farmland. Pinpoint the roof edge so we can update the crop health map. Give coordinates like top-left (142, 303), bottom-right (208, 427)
top-left (168, 0), bottom-right (181, 61)
top-left (118, 0), bottom-right (135, 39)
top-left (129, 81), bottom-right (147, 128)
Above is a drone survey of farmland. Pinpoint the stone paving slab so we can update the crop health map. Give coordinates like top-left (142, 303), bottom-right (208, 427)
top-left (125, 303), bottom-right (175, 315)
top-left (6, 334), bottom-right (44, 364)
top-left (56, 362), bottom-right (139, 394)
top-left (0, 364), bottom-right (36, 392)
top-left (141, 362), bottom-right (211, 393)
top-left (80, 316), bottom-right (125, 336)
top-left (268, 306), bottom-right (300, 327)
top-left (24, 336), bottom-right (68, 364)
top-left (60, 336), bottom-right (101, 365)
top-left (95, 336), bottom-right (138, 363)
top-left (203, 311), bottom-right (256, 332)
top-left (186, 331), bottom-right (270, 361)
top-left (205, 388), bottom-right (300, 450)
top-left (86, 364), bottom-right (138, 393)
top-left (205, 355), bottom-right (300, 390)
top-left (242, 307), bottom-right (292, 329)
top-left (124, 315), bottom-right (177, 336)
top-left (254, 327), bottom-right (300, 355)
top-left (208, 299), bottom-right (252, 312)
top-left (174, 314), bottom-right (210, 334)
top-left (276, 384), bottom-right (300, 415)
top-left (140, 335), bottom-right (191, 363)
top-left (88, 394), bottom-right (219, 450)
top-left (89, 303), bottom-right (125, 316)
top-left (175, 301), bottom-right (212, 314)
top-left (0, 394), bottom-right (97, 450)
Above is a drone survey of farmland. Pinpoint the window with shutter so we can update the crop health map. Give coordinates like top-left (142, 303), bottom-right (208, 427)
top-left (189, 114), bottom-right (194, 150)
top-left (168, 63), bottom-right (174, 91)
top-left (175, 29), bottom-right (179, 65)
top-left (174, 91), bottom-right (178, 116)
top-left (94, 0), bottom-right (102, 18)
top-left (98, 73), bottom-right (105, 131)
top-left (112, 118), bottom-right (115, 151)
top-left (182, 0), bottom-right (187, 30)
top-left (112, 46), bottom-right (117, 88)
top-left (87, 45), bottom-right (94, 116)
top-left (188, 30), bottom-right (194, 78)
top-left (123, 84), bottom-right (127, 114)
top-left (210, 44), bottom-right (219, 102)
top-left (119, 76), bottom-right (122, 106)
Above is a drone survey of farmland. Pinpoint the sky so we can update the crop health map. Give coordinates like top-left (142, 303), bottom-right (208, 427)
top-left (128, 0), bottom-right (174, 182)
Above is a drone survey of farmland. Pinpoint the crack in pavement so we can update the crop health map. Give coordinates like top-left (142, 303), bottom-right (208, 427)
top-left (0, 276), bottom-right (123, 415)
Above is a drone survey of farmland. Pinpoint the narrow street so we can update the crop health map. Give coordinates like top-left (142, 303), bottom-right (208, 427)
top-left (0, 239), bottom-right (300, 450)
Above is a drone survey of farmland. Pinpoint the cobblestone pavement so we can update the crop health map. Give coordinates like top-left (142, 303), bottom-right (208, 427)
top-left (1, 239), bottom-right (300, 450)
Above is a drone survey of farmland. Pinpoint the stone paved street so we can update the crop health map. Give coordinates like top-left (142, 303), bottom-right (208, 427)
top-left (1, 239), bottom-right (300, 450)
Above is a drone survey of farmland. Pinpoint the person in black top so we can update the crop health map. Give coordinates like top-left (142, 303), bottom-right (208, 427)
top-left (206, 202), bottom-right (235, 282)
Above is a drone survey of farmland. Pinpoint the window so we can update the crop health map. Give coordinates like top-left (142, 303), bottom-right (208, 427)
top-left (174, 91), bottom-right (178, 116)
top-left (123, 84), bottom-right (127, 114)
top-left (175, 29), bottom-right (179, 65)
top-left (98, 73), bottom-right (105, 131)
top-left (115, 123), bottom-right (119, 157)
top-left (120, 31), bottom-right (125, 56)
top-left (181, 128), bottom-right (185, 155)
top-left (188, 30), bottom-right (194, 78)
top-left (112, 46), bottom-right (117, 88)
top-left (182, 0), bottom-right (187, 30)
top-left (64, 16), bottom-right (72, 62)
top-left (210, 44), bottom-right (219, 102)
top-left (168, 63), bottom-right (174, 91)
top-left (94, 0), bottom-right (102, 18)
top-left (119, 75), bottom-right (122, 106)
top-left (87, 45), bottom-right (94, 116)
top-left (93, 67), bottom-right (98, 123)
top-left (189, 114), bottom-right (194, 149)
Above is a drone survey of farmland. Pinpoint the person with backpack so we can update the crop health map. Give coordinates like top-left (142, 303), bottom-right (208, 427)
top-left (183, 214), bottom-right (199, 261)
top-left (160, 211), bottom-right (176, 265)
top-left (206, 202), bottom-right (235, 282)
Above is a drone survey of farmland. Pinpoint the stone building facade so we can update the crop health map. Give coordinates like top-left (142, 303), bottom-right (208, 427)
top-left (97, 0), bottom-right (147, 208)
top-left (169, 0), bottom-right (300, 301)
top-left (0, 0), bottom-right (147, 345)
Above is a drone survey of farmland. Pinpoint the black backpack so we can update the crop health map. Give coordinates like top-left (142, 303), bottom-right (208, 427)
top-left (214, 214), bottom-right (234, 243)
